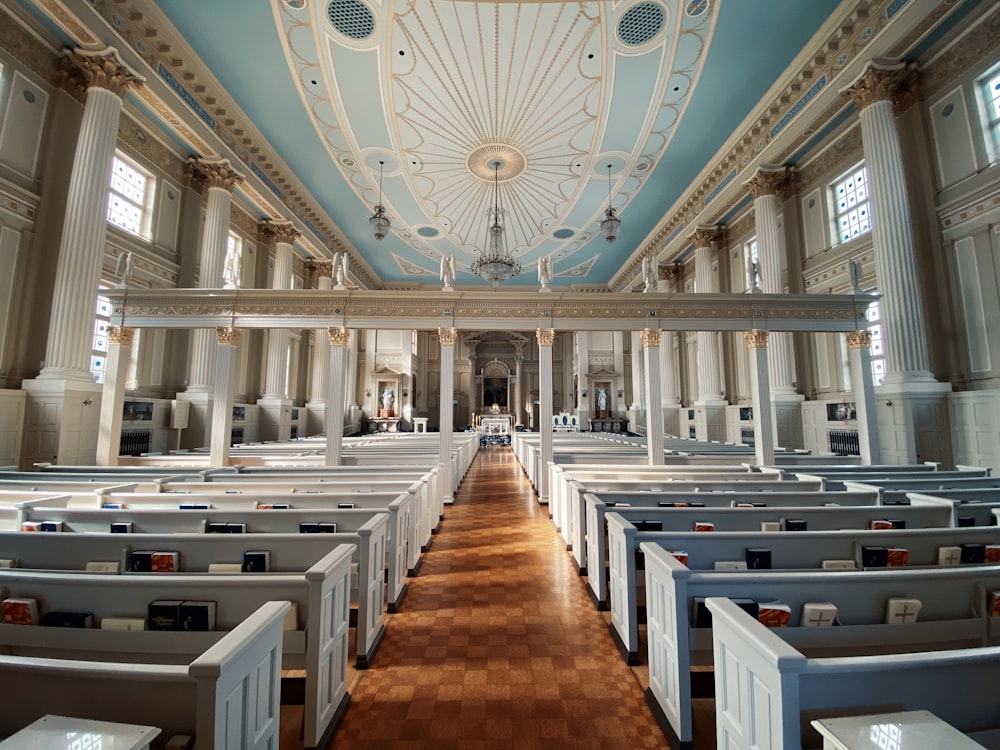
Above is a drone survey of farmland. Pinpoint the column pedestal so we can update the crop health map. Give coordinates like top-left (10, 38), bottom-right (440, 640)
top-left (875, 382), bottom-right (951, 465)
top-left (746, 330), bottom-right (775, 466)
top-left (257, 397), bottom-right (292, 443)
top-left (177, 391), bottom-right (213, 450)
top-left (847, 331), bottom-right (880, 465)
top-left (210, 328), bottom-right (241, 466)
top-left (694, 399), bottom-right (727, 442)
top-left (20, 378), bottom-right (102, 467)
top-left (96, 327), bottom-right (133, 466)
top-left (773, 394), bottom-right (805, 450)
top-left (661, 405), bottom-right (681, 438)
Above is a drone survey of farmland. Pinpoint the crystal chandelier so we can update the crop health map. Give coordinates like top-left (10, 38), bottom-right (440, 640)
top-left (600, 163), bottom-right (621, 242)
top-left (471, 161), bottom-right (521, 288)
top-left (368, 159), bottom-right (390, 240)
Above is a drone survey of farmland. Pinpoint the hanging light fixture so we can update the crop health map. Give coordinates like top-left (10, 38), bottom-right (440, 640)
top-left (600, 163), bottom-right (621, 243)
top-left (368, 159), bottom-right (390, 240)
top-left (471, 160), bottom-right (522, 288)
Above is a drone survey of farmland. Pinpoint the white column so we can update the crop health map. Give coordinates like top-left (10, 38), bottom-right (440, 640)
top-left (306, 262), bottom-right (334, 435)
top-left (186, 160), bottom-right (244, 392)
top-left (575, 332), bottom-right (590, 428)
top-left (210, 327), bottom-right (241, 466)
top-left (642, 329), bottom-right (664, 465)
top-left (847, 331), bottom-right (881, 465)
top-left (537, 329), bottom-right (555, 503)
top-left (438, 328), bottom-right (457, 506)
top-left (659, 330), bottom-right (681, 437)
top-left (628, 331), bottom-right (644, 432)
top-left (842, 62), bottom-right (936, 386)
top-left (325, 328), bottom-right (350, 465)
top-left (95, 327), bottom-right (134, 466)
top-left (745, 330), bottom-right (775, 466)
top-left (691, 228), bottom-right (723, 403)
top-left (514, 353), bottom-right (524, 428)
top-left (40, 49), bottom-right (141, 381)
top-left (261, 224), bottom-right (299, 398)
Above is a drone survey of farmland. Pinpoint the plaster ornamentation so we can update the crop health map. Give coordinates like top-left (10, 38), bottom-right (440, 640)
top-left (744, 329), bottom-right (769, 348)
top-left (216, 326), bottom-right (242, 345)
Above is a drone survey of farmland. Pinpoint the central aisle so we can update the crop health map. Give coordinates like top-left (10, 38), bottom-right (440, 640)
top-left (333, 446), bottom-right (666, 749)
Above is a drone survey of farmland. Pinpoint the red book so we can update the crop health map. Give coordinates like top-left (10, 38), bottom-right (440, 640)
top-left (887, 548), bottom-right (909, 567)
top-left (985, 546), bottom-right (1000, 564)
top-left (668, 550), bottom-right (689, 565)
top-left (757, 602), bottom-right (791, 628)
top-left (151, 552), bottom-right (178, 572)
top-left (2, 597), bottom-right (39, 625)
top-left (989, 591), bottom-right (1000, 617)
top-left (693, 522), bottom-right (715, 532)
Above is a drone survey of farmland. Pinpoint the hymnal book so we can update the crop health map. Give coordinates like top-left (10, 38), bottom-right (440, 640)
top-left (861, 546), bottom-right (889, 568)
top-left (668, 550), bottom-right (689, 565)
top-left (299, 522), bottom-right (320, 534)
top-left (224, 490), bottom-right (241, 494)
top-left (745, 548), bottom-right (772, 570)
top-left (338, 503), bottom-right (356, 509)
top-left (822, 559), bottom-right (857, 570)
top-left (85, 561), bottom-right (120, 574)
top-left (357, 488), bottom-right (374, 493)
top-left (225, 523), bottom-right (247, 534)
top-left (2, 597), bottom-right (39, 625)
top-left (257, 503), bottom-right (290, 510)
top-left (151, 551), bottom-right (179, 573)
top-left (760, 521), bottom-right (781, 532)
top-left (713, 561), bottom-right (748, 571)
top-left (938, 546), bottom-right (962, 566)
top-left (207, 563), bottom-right (243, 573)
top-left (957, 516), bottom-right (976, 527)
top-left (148, 600), bottom-right (183, 630)
top-left (100, 617), bottom-right (147, 631)
top-left (179, 504), bottom-right (211, 510)
top-left (0, 559), bottom-right (19, 568)
top-left (110, 522), bottom-right (133, 534)
top-left (41, 611), bottom-right (94, 628)
top-left (988, 591), bottom-right (1000, 618)
top-left (960, 543), bottom-right (986, 564)
top-left (693, 522), bottom-right (715, 532)
top-left (693, 597), bottom-right (757, 628)
top-left (801, 602), bottom-right (838, 627)
top-left (782, 519), bottom-right (807, 531)
top-left (102, 502), bottom-right (126, 510)
top-left (242, 550), bottom-right (271, 573)
top-left (20, 521), bottom-right (41, 531)
top-left (889, 519), bottom-right (906, 529)
top-left (986, 545), bottom-right (1000, 564)
top-left (179, 601), bottom-right (216, 631)
top-left (869, 520), bottom-right (894, 530)
top-left (757, 602), bottom-right (792, 628)
top-left (206, 522), bottom-right (229, 534)
top-left (887, 547), bottom-right (909, 567)
top-left (318, 522), bottom-right (338, 533)
top-left (886, 597), bottom-right (922, 624)
top-left (39, 521), bottom-right (63, 532)
top-left (129, 551), bottom-right (154, 572)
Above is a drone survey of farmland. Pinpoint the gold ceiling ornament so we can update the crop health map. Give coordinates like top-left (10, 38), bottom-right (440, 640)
top-left (744, 329), bottom-right (769, 349)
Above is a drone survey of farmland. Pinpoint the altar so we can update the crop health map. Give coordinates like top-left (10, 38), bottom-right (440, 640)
top-left (368, 417), bottom-right (401, 433)
top-left (475, 413), bottom-right (513, 446)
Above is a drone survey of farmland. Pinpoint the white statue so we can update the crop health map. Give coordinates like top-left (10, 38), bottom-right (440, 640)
top-left (596, 387), bottom-right (608, 411)
top-left (849, 258), bottom-right (864, 294)
top-left (115, 251), bottom-right (134, 288)
top-left (642, 256), bottom-right (657, 293)
top-left (538, 255), bottom-right (552, 292)
top-left (381, 387), bottom-right (394, 412)
top-left (440, 254), bottom-right (456, 291)
top-left (333, 252), bottom-right (349, 290)
top-left (749, 260), bottom-right (762, 293)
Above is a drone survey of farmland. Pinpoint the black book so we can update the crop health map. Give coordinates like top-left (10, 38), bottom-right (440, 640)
top-left (242, 550), bottom-right (271, 573)
top-left (338, 503), bottom-right (356, 509)
top-left (179, 504), bottom-right (211, 510)
top-left (693, 597), bottom-right (758, 628)
top-left (861, 546), bottom-right (889, 567)
top-left (39, 521), bottom-right (63, 532)
top-left (632, 520), bottom-right (663, 532)
top-left (960, 543), bottom-right (986, 564)
top-left (179, 601), bottom-right (216, 631)
top-left (299, 522), bottom-right (320, 533)
top-left (318, 522), bottom-right (338, 533)
top-left (41, 610), bottom-right (94, 628)
top-left (148, 600), bottom-right (183, 631)
top-left (782, 519), bottom-right (808, 531)
top-left (110, 521), bottom-right (133, 534)
top-left (889, 519), bottom-right (906, 529)
top-left (129, 550), bottom-right (153, 572)
top-left (745, 548), bottom-right (772, 570)
top-left (225, 523), bottom-right (247, 533)
top-left (206, 522), bottom-right (229, 534)
top-left (957, 516), bottom-right (976, 528)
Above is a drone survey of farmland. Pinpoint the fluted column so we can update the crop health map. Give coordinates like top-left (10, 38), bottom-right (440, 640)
top-left (842, 61), bottom-right (934, 386)
top-left (186, 160), bottom-right (244, 392)
top-left (210, 327), bottom-right (242, 466)
top-left (745, 168), bottom-right (797, 397)
top-left (95, 327), bottom-right (134, 466)
top-left (745, 330), bottom-right (775, 466)
top-left (40, 49), bottom-right (141, 380)
top-left (642, 329), bottom-right (664, 465)
top-left (659, 330), bottom-right (680, 437)
top-left (438, 328), bottom-right (457, 507)
top-left (691, 227), bottom-right (723, 403)
top-left (537, 329), bottom-right (555, 504)
top-left (847, 331), bottom-right (881, 465)
top-left (629, 330), bottom-right (644, 431)
top-left (305, 261), bottom-right (334, 435)
top-left (260, 223), bottom-right (300, 399)
top-left (325, 327), bottom-right (350, 465)
top-left (514, 353), bottom-right (524, 428)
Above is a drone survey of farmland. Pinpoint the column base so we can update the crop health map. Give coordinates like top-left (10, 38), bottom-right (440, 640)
top-left (176, 391), bottom-right (214, 450)
top-left (305, 400), bottom-right (327, 437)
top-left (661, 405), bottom-right (681, 437)
top-left (875, 380), bottom-right (953, 465)
top-left (20, 377), bottom-right (103, 467)
top-left (693, 402), bottom-right (727, 441)
top-left (257, 397), bottom-right (293, 442)
top-left (771, 396), bottom-right (805, 450)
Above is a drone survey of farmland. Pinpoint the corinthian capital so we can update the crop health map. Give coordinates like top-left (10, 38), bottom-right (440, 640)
top-left (305, 260), bottom-right (333, 282)
top-left (260, 220), bottom-right (302, 246)
top-left (688, 225), bottom-right (723, 250)
top-left (63, 47), bottom-right (143, 97)
top-left (744, 167), bottom-right (789, 200)
top-left (187, 158), bottom-right (244, 192)
top-left (841, 59), bottom-right (919, 114)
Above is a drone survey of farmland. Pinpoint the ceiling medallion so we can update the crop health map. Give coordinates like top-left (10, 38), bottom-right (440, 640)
top-left (466, 143), bottom-right (527, 181)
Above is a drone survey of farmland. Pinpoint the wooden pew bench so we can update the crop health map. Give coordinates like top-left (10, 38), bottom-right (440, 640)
top-left (0, 600), bottom-right (289, 749)
top-left (642, 543), bottom-right (1000, 748)
top-left (706, 596), bottom-right (1000, 750)
top-left (829, 473), bottom-right (999, 498)
top-left (607, 514), bottom-right (1000, 665)
top-left (0, 522), bottom-right (387, 672)
top-left (0, 547), bottom-right (354, 748)
top-left (583, 496), bottom-right (949, 609)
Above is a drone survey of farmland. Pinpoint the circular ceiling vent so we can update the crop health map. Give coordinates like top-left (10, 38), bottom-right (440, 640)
top-left (617, 2), bottom-right (666, 46)
top-left (326, 0), bottom-right (375, 40)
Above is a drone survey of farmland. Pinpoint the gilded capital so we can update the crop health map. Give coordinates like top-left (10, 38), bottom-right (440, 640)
top-left (216, 326), bottom-right (242, 346)
top-left (841, 60), bottom-right (918, 114)
top-left (744, 167), bottom-right (787, 200)
top-left (640, 328), bottom-right (661, 348)
top-left (846, 330), bottom-right (872, 350)
top-left (536, 328), bottom-right (556, 348)
top-left (688, 225), bottom-right (722, 250)
top-left (187, 158), bottom-right (244, 192)
top-left (260, 220), bottom-right (302, 246)
top-left (64, 47), bottom-right (143, 97)
top-left (744, 329), bottom-right (769, 349)
top-left (328, 326), bottom-right (351, 346)
top-left (438, 327), bottom-right (458, 346)
top-left (107, 326), bottom-right (135, 346)
top-left (305, 260), bottom-right (334, 281)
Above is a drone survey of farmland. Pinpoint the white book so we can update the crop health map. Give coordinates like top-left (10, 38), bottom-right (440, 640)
top-left (713, 561), bottom-right (748, 571)
top-left (0, 559), bottom-right (18, 568)
top-left (886, 597), bottom-right (922, 624)
top-left (760, 521), bottom-right (781, 532)
top-left (822, 559), bottom-right (857, 570)
top-left (801, 602), bottom-right (837, 627)
top-left (207, 563), bottom-right (243, 573)
top-left (85, 561), bottom-right (121, 574)
top-left (938, 546), bottom-right (961, 566)
top-left (101, 616), bottom-right (147, 631)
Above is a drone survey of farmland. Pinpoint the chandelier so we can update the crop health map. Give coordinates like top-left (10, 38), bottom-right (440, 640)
top-left (471, 161), bottom-right (521, 288)
top-left (368, 159), bottom-right (390, 240)
top-left (600, 163), bottom-right (621, 242)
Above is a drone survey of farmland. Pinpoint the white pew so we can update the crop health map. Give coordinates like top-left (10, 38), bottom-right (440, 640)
top-left (0, 600), bottom-right (288, 749)
top-left (707, 596), bottom-right (1000, 750)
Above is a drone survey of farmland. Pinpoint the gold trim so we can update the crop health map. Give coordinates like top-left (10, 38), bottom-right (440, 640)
top-left (640, 328), bottom-right (661, 348)
top-left (66, 47), bottom-right (143, 97)
top-left (744, 329), bottom-right (769, 348)
top-left (846, 330), bottom-right (872, 350)
top-left (260, 220), bottom-right (302, 245)
top-left (536, 328), bottom-right (555, 347)
top-left (107, 326), bottom-right (135, 346)
top-left (438, 327), bottom-right (458, 346)
top-left (187, 158), bottom-right (245, 192)
top-left (688, 225), bottom-right (723, 249)
top-left (216, 326), bottom-right (242, 345)
top-left (744, 167), bottom-right (789, 200)
top-left (841, 60), bottom-right (917, 113)
top-left (327, 326), bottom-right (351, 346)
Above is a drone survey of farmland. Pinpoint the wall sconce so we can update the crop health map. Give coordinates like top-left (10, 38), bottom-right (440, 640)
top-left (402, 388), bottom-right (409, 398)
top-left (581, 390), bottom-right (587, 398)
top-left (617, 389), bottom-right (624, 398)
top-left (365, 388), bottom-right (371, 397)
top-left (885, 400), bottom-right (894, 407)
top-left (82, 398), bottom-right (93, 406)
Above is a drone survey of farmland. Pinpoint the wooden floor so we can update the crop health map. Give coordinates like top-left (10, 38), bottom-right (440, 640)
top-left (280, 445), bottom-right (685, 749)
